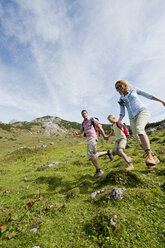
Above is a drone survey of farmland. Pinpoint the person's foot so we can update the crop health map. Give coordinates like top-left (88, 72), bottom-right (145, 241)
top-left (145, 151), bottom-right (156, 166)
top-left (128, 157), bottom-right (133, 162)
top-left (125, 163), bottom-right (134, 171)
top-left (107, 150), bottom-right (113, 160)
top-left (152, 155), bottom-right (160, 164)
top-left (93, 169), bottom-right (104, 178)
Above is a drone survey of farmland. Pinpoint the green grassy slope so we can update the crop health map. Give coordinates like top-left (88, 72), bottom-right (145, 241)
top-left (0, 125), bottom-right (165, 248)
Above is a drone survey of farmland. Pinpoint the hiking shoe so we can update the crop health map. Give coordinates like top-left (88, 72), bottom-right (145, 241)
top-left (147, 163), bottom-right (156, 169)
top-left (93, 170), bottom-right (104, 178)
top-left (147, 155), bottom-right (160, 169)
top-left (107, 150), bottom-right (113, 160)
top-left (145, 151), bottom-right (156, 166)
top-left (125, 163), bottom-right (134, 171)
top-left (152, 155), bottom-right (160, 164)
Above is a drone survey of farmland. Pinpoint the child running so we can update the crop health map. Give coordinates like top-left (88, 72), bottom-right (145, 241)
top-left (105, 114), bottom-right (134, 171)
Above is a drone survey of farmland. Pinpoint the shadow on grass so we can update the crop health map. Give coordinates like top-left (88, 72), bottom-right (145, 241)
top-left (95, 170), bottom-right (145, 189)
top-left (30, 174), bottom-right (95, 195)
top-left (156, 168), bottom-right (165, 176)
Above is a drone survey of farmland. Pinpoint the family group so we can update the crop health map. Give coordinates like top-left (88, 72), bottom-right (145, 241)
top-left (74, 80), bottom-right (165, 178)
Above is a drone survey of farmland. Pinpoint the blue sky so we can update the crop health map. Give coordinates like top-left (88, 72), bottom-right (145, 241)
top-left (0, 0), bottom-right (164, 124)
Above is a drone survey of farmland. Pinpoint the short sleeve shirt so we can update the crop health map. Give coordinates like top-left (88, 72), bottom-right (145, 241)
top-left (81, 118), bottom-right (99, 141)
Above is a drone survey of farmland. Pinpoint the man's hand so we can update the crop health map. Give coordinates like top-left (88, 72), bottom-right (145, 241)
top-left (73, 131), bottom-right (78, 136)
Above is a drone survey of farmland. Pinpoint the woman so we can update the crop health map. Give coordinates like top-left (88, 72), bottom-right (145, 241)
top-left (115, 80), bottom-right (165, 169)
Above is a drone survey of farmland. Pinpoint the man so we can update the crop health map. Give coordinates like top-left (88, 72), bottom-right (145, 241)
top-left (74, 110), bottom-right (112, 178)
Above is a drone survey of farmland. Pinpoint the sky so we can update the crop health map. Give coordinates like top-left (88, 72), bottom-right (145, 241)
top-left (0, 0), bottom-right (165, 124)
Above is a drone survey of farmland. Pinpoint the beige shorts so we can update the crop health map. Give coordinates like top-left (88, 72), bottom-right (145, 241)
top-left (87, 138), bottom-right (98, 160)
top-left (130, 109), bottom-right (150, 144)
top-left (114, 138), bottom-right (127, 150)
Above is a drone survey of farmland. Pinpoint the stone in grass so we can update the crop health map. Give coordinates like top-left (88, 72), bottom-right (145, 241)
top-left (23, 177), bottom-right (28, 182)
top-left (109, 187), bottom-right (126, 200)
top-left (40, 144), bottom-right (47, 148)
top-left (50, 142), bottom-right (54, 145)
top-left (48, 161), bottom-right (60, 167)
top-left (157, 123), bottom-right (165, 130)
top-left (3, 190), bottom-right (11, 195)
top-left (90, 189), bottom-right (105, 199)
top-left (146, 128), bottom-right (156, 135)
top-left (109, 218), bottom-right (116, 227)
top-left (30, 227), bottom-right (39, 233)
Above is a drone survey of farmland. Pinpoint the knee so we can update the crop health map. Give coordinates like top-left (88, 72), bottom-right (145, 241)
top-left (118, 149), bottom-right (123, 155)
top-left (113, 148), bottom-right (118, 154)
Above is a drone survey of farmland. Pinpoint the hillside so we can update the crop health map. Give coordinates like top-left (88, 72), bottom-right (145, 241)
top-left (1, 116), bottom-right (164, 138)
top-left (0, 118), bottom-right (165, 247)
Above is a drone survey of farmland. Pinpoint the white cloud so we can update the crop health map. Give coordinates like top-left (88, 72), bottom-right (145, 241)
top-left (0, 0), bottom-right (164, 123)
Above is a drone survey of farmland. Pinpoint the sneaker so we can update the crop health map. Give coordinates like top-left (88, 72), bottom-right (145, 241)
top-left (93, 170), bottom-right (104, 178)
top-left (107, 150), bottom-right (113, 160)
top-left (152, 155), bottom-right (160, 165)
top-left (145, 151), bottom-right (156, 166)
top-left (125, 163), bottom-right (134, 171)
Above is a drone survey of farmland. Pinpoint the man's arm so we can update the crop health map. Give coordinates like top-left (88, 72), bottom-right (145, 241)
top-left (73, 129), bottom-right (83, 136)
top-left (98, 124), bottom-right (107, 139)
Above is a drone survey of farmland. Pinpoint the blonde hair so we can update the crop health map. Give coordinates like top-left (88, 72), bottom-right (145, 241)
top-left (107, 114), bottom-right (116, 122)
top-left (115, 80), bottom-right (131, 91)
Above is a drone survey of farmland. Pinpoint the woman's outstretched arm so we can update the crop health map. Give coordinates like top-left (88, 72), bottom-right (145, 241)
top-left (152, 96), bottom-right (165, 106)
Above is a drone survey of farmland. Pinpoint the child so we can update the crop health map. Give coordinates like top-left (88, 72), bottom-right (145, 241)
top-left (105, 114), bottom-right (134, 171)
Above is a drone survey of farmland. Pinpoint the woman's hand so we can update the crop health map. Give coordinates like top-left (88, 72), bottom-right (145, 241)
top-left (117, 121), bottom-right (122, 128)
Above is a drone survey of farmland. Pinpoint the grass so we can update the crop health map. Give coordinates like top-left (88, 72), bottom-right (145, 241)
top-left (0, 127), bottom-right (165, 248)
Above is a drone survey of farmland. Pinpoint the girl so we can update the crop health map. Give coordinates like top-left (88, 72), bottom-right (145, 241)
top-left (106, 114), bottom-right (134, 170)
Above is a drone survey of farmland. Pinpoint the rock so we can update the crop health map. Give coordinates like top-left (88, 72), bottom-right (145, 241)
top-left (109, 218), bottom-right (116, 227)
top-left (109, 187), bottom-right (126, 200)
top-left (7, 152), bottom-right (11, 155)
top-left (80, 183), bottom-right (85, 187)
top-left (3, 190), bottom-right (11, 195)
top-left (52, 161), bottom-right (60, 165)
top-left (32, 246), bottom-right (41, 248)
top-left (90, 192), bottom-right (97, 199)
top-left (26, 185), bottom-right (30, 190)
top-left (24, 177), bottom-right (28, 182)
top-left (126, 144), bottom-right (132, 148)
top-left (40, 144), bottom-right (47, 148)
top-left (50, 142), bottom-right (54, 145)
top-left (90, 189), bottom-right (105, 199)
top-left (30, 227), bottom-right (38, 233)
top-left (72, 150), bottom-right (77, 153)
top-left (157, 123), bottom-right (165, 130)
top-left (47, 164), bottom-right (54, 167)
top-left (146, 128), bottom-right (156, 135)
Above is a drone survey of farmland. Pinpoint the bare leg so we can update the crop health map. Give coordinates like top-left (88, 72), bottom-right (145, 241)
top-left (97, 151), bottom-right (108, 157)
top-left (117, 148), bottom-right (131, 164)
top-left (90, 157), bottom-right (100, 170)
top-left (138, 133), bottom-right (150, 150)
